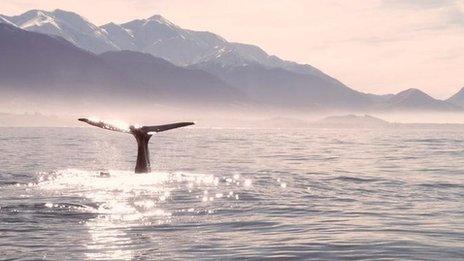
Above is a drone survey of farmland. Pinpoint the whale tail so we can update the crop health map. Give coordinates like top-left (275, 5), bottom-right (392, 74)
top-left (78, 118), bottom-right (194, 134)
top-left (140, 122), bottom-right (195, 133)
top-left (78, 118), bottom-right (194, 173)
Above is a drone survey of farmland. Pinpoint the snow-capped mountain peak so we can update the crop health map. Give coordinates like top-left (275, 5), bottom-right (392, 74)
top-left (51, 9), bottom-right (100, 33)
top-left (2, 9), bottom-right (344, 79)
top-left (9, 10), bottom-right (57, 30)
top-left (5, 9), bottom-right (118, 53)
top-left (100, 22), bottom-right (136, 50)
top-left (2, 9), bottom-right (324, 75)
top-left (146, 14), bottom-right (177, 28)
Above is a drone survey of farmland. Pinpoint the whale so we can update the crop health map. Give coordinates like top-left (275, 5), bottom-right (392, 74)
top-left (78, 118), bottom-right (194, 173)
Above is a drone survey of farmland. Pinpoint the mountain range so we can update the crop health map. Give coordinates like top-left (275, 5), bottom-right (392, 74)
top-left (0, 23), bottom-right (243, 107)
top-left (0, 9), bottom-right (463, 111)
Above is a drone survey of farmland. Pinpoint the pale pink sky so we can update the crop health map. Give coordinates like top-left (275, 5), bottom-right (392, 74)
top-left (2, 0), bottom-right (464, 98)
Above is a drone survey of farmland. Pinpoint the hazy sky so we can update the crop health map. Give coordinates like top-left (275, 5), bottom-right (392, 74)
top-left (2, 0), bottom-right (463, 98)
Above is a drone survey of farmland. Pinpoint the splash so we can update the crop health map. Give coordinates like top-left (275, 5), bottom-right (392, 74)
top-left (32, 169), bottom-right (254, 260)
top-left (34, 169), bottom-right (253, 221)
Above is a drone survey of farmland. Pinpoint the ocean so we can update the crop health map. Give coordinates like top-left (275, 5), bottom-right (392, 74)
top-left (1, 127), bottom-right (464, 260)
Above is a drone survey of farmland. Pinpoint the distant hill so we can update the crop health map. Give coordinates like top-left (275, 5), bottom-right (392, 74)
top-left (316, 114), bottom-right (390, 128)
top-left (447, 87), bottom-right (464, 107)
top-left (383, 89), bottom-right (460, 111)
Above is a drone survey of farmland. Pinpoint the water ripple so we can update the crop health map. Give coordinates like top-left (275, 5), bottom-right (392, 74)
top-left (1, 128), bottom-right (464, 259)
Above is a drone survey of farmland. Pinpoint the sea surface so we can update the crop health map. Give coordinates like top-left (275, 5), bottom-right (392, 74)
top-left (1, 127), bottom-right (464, 260)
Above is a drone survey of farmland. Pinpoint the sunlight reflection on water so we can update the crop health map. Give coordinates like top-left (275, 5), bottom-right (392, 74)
top-left (34, 169), bottom-right (254, 260)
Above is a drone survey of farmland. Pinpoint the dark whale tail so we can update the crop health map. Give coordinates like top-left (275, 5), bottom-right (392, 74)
top-left (78, 118), bottom-right (194, 173)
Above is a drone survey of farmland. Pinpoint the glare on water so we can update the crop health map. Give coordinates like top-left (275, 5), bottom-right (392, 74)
top-left (33, 169), bottom-right (254, 260)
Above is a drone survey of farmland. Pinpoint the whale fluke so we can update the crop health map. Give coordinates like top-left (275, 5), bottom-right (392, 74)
top-left (78, 118), bottom-right (194, 173)
top-left (141, 122), bottom-right (194, 133)
top-left (78, 118), bottom-right (130, 133)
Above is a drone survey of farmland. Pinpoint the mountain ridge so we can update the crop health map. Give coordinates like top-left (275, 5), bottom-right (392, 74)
top-left (2, 9), bottom-right (334, 76)
top-left (0, 10), bottom-right (462, 112)
top-left (0, 23), bottom-right (246, 107)
top-left (4, 9), bottom-right (121, 53)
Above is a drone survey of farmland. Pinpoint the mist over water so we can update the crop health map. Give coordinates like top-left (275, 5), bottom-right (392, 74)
top-left (1, 127), bottom-right (464, 259)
